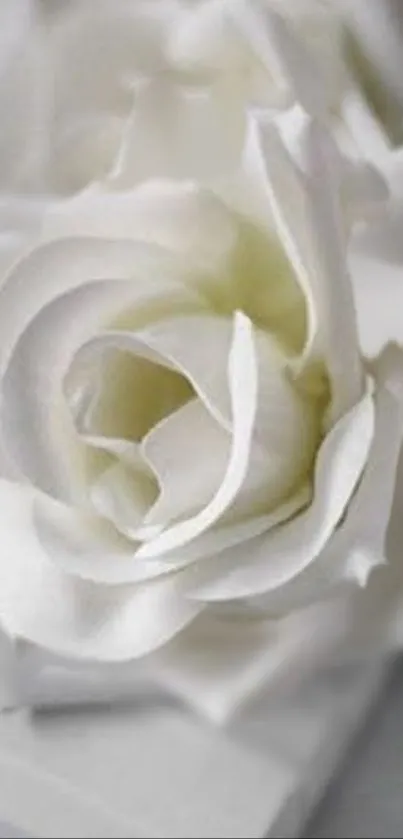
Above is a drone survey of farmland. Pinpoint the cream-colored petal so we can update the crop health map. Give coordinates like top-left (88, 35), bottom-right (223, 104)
top-left (0, 237), bottom-right (202, 499)
top-left (140, 398), bottom-right (230, 532)
top-left (90, 462), bottom-right (158, 540)
top-left (137, 311), bottom-right (257, 558)
top-left (68, 315), bottom-right (233, 433)
top-left (259, 112), bottom-right (364, 423)
top-left (183, 382), bottom-right (374, 601)
top-left (44, 181), bottom-right (238, 281)
top-left (0, 480), bottom-right (201, 661)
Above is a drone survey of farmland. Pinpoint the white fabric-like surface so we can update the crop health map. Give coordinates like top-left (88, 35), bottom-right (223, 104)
top-left (0, 661), bottom-right (385, 838)
top-left (0, 661), bottom-right (401, 839)
top-left (305, 658), bottom-right (403, 839)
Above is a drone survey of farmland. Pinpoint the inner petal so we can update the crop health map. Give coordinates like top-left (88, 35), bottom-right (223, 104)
top-left (139, 397), bottom-right (231, 531)
top-left (65, 346), bottom-right (193, 443)
top-left (90, 460), bottom-right (159, 540)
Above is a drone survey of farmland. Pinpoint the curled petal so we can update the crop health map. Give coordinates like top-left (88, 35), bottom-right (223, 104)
top-left (0, 235), bottom-right (204, 498)
top-left (90, 462), bottom-right (157, 540)
top-left (143, 486), bottom-right (310, 577)
top-left (140, 399), bottom-right (230, 532)
top-left (245, 347), bottom-right (403, 615)
top-left (0, 237), bottom-right (186, 375)
top-left (43, 181), bottom-right (238, 278)
top-left (70, 315), bottom-right (233, 432)
top-left (256, 112), bottom-right (364, 424)
top-left (0, 481), bottom-right (201, 661)
top-left (330, 344), bottom-right (403, 585)
top-left (182, 382), bottom-right (375, 601)
top-left (136, 311), bottom-right (257, 557)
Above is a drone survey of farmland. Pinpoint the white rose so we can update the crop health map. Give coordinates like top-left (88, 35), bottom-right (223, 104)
top-left (0, 98), bottom-right (402, 718)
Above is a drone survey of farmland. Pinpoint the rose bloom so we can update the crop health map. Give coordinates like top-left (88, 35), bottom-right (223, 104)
top-left (0, 1), bottom-right (403, 720)
top-left (0, 96), bottom-right (402, 689)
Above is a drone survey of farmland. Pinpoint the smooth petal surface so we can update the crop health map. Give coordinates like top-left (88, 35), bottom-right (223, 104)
top-left (90, 462), bottom-right (157, 540)
top-left (70, 315), bottom-right (233, 431)
top-left (133, 315), bottom-right (233, 425)
top-left (43, 181), bottom-right (238, 278)
top-left (241, 348), bottom-right (403, 616)
top-left (326, 345), bottom-right (403, 585)
top-left (142, 486), bottom-right (310, 576)
top-left (137, 311), bottom-right (257, 557)
top-left (258, 112), bottom-right (364, 423)
top-left (141, 398), bottom-right (230, 531)
top-left (0, 280), bottom-right (140, 498)
top-left (183, 383), bottom-right (374, 601)
top-left (65, 331), bottom-right (194, 442)
top-left (111, 77), bottom-right (245, 185)
top-left (224, 328), bottom-right (319, 522)
top-left (0, 237), bottom-right (191, 374)
top-left (0, 481), bottom-right (202, 661)
top-left (32, 493), bottom-right (165, 585)
top-left (0, 273), bottom-right (200, 500)
top-left (0, 238), bottom-right (203, 498)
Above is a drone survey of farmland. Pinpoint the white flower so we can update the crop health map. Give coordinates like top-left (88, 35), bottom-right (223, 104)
top-left (0, 97), bottom-right (401, 712)
top-left (1, 2), bottom-right (403, 721)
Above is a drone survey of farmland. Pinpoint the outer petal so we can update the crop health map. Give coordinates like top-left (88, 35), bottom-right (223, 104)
top-left (326, 345), bottom-right (403, 585)
top-left (343, 352), bottom-right (403, 658)
top-left (0, 481), bottom-right (202, 661)
top-left (32, 492), bottom-right (166, 585)
top-left (0, 237), bottom-right (190, 374)
top-left (256, 111), bottom-right (364, 424)
top-left (43, 181), bottom-right (238, 278)
top-left (296, 344), bottom-right (403, 662)
top-left (240, 347), bottom-right (403, 616)
top-left (182, 383), bottom-right (374, 601)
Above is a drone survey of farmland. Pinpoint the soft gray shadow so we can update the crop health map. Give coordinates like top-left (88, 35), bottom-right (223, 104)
top-left (302, 660), bottom-right (403, 838)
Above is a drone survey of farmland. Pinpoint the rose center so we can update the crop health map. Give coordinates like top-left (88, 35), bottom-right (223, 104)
top-left (65, 348), bottom-right (194, 442)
